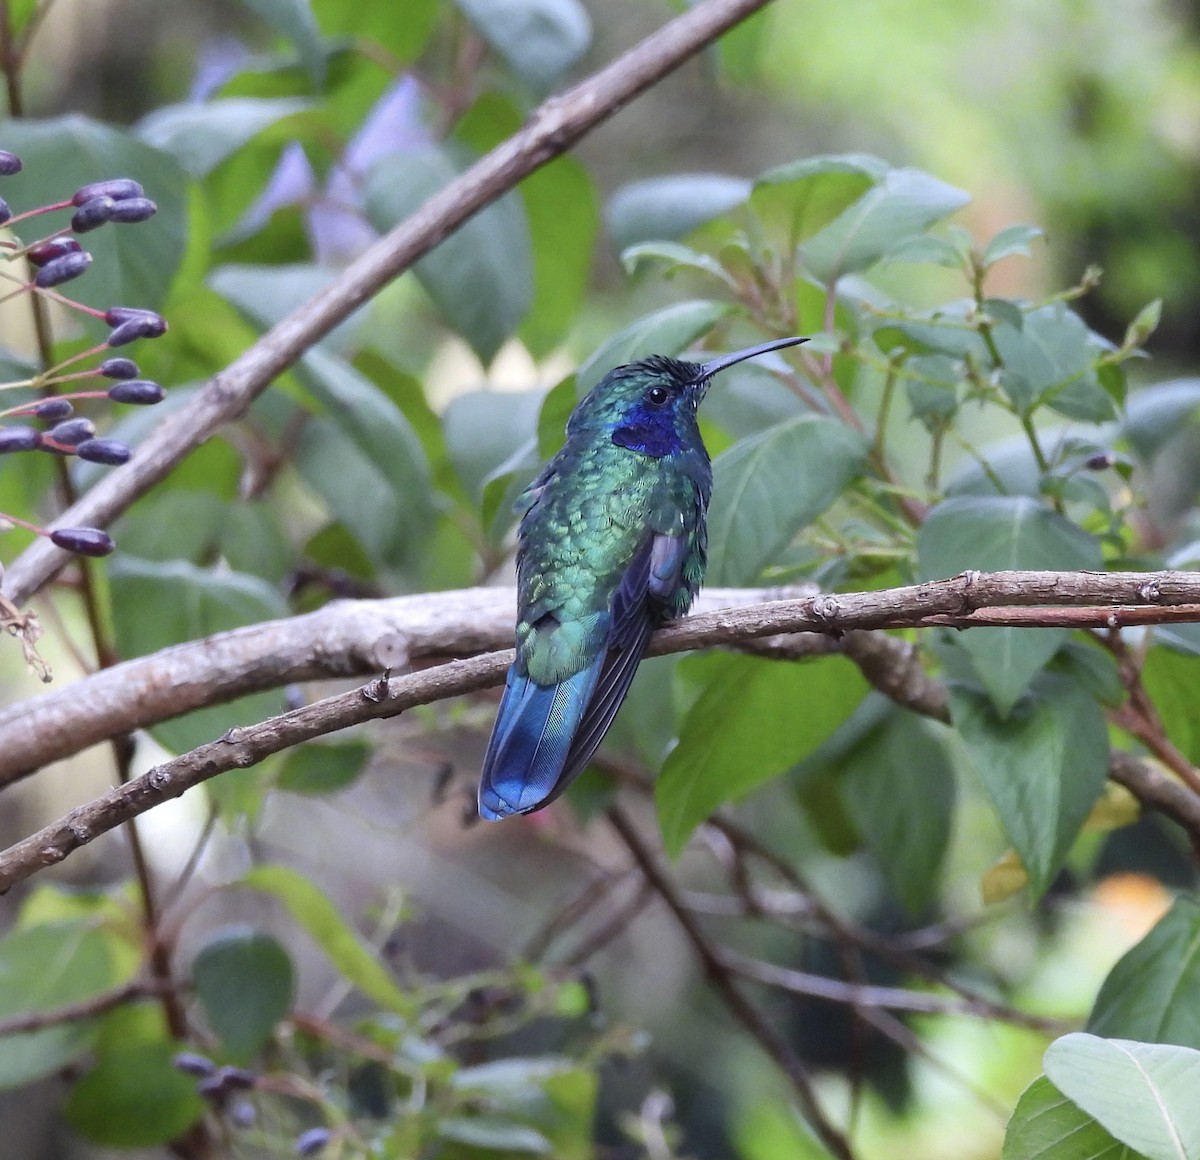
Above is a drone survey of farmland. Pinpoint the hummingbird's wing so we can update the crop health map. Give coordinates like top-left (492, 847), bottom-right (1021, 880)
top-left (477, 530), bottom-right (686, 820)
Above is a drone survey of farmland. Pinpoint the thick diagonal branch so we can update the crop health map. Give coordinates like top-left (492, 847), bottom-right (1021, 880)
top-left (0, 0), bottom-right (775, 609)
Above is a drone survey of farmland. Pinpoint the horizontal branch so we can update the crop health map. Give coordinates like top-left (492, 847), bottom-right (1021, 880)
top-left (0, 0), bottom-right (773, 609)
top-left (5, 569), bottom-right (1200, 892)
top-left (0, 584), bottom-right (816, 783)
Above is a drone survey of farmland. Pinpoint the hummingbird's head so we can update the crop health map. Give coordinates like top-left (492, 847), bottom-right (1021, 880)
top-left (571, 336), bottom-right (807, 459)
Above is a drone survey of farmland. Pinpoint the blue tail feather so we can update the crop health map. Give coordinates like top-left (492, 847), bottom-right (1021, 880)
top-left (478, 654), bottom-right (605, 820)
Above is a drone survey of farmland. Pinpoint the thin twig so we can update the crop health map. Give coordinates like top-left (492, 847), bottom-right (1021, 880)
top-left (0, 977), bottom-right (174, 1036)
top-left (606, 805), bottom-right (856, 1160)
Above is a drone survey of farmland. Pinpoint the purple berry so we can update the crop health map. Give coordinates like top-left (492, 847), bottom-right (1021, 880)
top-left (105, 309), bottom-right (167, 346)
top-left (1084, 452), bottom-right (1115, 470)
top-left (50, 526), bottom-right (115, 557)
top-left (34, 250), bottom-right (92, 288)
top-left (76, 437), bottom-right (131, 466)
top-left (105, 306), bottom-right (166, 329)
top-left (99, 357), bottom-right (139, 379)
top-left (228, 1099), bottom-right (256, 1128)
top-left (197, 1075), bottom-right (226, 1101)
top-left (214, 1066), bottom-right (256, 1092)
top-left (0, 426), bottom-right (42, 453)
top-left (107, 379), bottom-right (164, 405)
top-left (109, 197), bottom-right (156, 223)
top-left (48, 417), bottom-right (95, 445)
top-left (0, 149), bottom-right (22, 176)
top-left (34, 398), bottom-right (74, 421)
top-left (72, 178), bottom-right (144, 205)
top-left (295, 1128), bottom-right (333, 1156)
top-left (26, 236), bottom-right (83, 267)
top-left (173, 1052), bottom-right (216, 1078)
top-left (0, 197), bottom-right (10, 226)
top-left (71, 196), bottom-right (116, 233)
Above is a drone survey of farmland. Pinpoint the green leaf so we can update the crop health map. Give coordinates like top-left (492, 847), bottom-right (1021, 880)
top-left (1123, 379), bottom-right (1200, 462)
top-left (1044, 1033), bottom-right (1200, 1160)
top-left (443, 389), bottom-right (544, 504)
top-left (992, 305), bottom-right (1114, 423)
top-left (192, 927), bottom-right (295, 1060)
top-left (799, 166), bottom-right (970, 282)
top-left (575, 300), bottom-right (731, 393)
top-left (656, 654), bottom-right (870, 858)
top-left (109, 557), bottom-right (288, 754)
top-left (237, 0), bottom-right (326, 84)
top-left (365, 145), bottom-right (533, 363)
top-left (1003, 1074), bottom-right (1145, 1160)
top-left (455, 0), bottom-right (590, 93)
top-left (136, 97), bottom-right (311, 177)
top-left (242, 865), bottom-right (412, 1014)
top-left (917, 496), bottom-right (1102, 714)
top-left (277, 740), bottom-right (370, 794)
top-left (984, 224), bottom-right (1046, 267)
top-left (1088, 898), bottom-right (1200, 1050)
top-left (949, 675), bottom-right (1109, 897)
top-left (297, 346), bottom-right (434, 549)
top-left (750, 153), bottom-right (884, 252)
top-left (1139, 649), bottom-right (1200, 767)
top-left (66, 1044), bottom-right (204, 1147)
top-left (439, 1117), bottom-right (552, 1153)
top-left (841, 710), bottom-right (956, 914)
top-left (620, 241), bottom-right (735, 287)
top-left (606, 175), bottom-right (750, 252)
top-left (0, 922), bottom-right (117, 1090)
top-left (311, 0), bottom-right (438, 61)
top-left (707, 415), bottom-right (869, 585)
top-left (0, 116), bottom-right (188, 312)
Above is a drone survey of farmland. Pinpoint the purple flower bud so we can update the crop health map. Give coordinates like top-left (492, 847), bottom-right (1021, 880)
top-left (0, 426), bottom-right (42, 453)
top-left (214, 1066), bottom-right (256, 1092)
top-left (34, 398), bottom-right (74, 421)
top-left (99, 357), bottom-right (139, 379)
top-left (172, 1052), bottom-right (217, 1078)
top-left (34, 250), bottom-right (92, 288)
top-left (295, 1128), bottom-right (333, 1156)
top-left (76, 437), bottom-right (131, 465)
top-left (0, 197), bottom-right (10, 226)
top-left (72, 177), bottom-right (144, 205)
top-left (50, 526), bottom-right (115, 557)
top-left (71, 196), bottom-right (116, 233)
top-left (197, 1075), bottom-right (227, 1102)
top-left (0, 149), bottom-right (22, 176)
top-left (228, 1098), bottom-right (256, 1128)
top-left (48, 418), bottom-right (95, 445)
top-left (107, 379), bottom-right (164, 405)
top-left (1084, 452), bottom-right (1115, 471)
top-left (109, 197), bottom-right (157, 224)
top-left (105, 306), bottom-right (167, 334)
top-left (26, 236), bottom-right (83, 267)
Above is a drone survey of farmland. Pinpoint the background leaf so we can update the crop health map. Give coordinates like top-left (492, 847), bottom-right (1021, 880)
top-left (1003, 1074), bottom-right (1146, 1160)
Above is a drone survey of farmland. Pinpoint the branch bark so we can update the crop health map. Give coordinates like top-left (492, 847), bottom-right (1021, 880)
top-left (0, 0), bottom-right (775, 609)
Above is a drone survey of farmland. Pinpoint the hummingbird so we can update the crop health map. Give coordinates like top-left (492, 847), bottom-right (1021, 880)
top-left (478, 335), bottom-right (807, 820)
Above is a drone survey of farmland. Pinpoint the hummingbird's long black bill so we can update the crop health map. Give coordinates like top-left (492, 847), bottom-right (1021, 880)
top-left (697, 335), bottom-right (807, 378)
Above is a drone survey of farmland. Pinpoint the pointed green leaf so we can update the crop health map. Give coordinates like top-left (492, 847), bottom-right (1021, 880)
top-left (192, 927), bottom-right (295, 1061)
top-left (277, 741), bottom-right (371, 794)
top-left (1003, 1074), bottom-right (1146, 1160)
top-left (656, 654), bottom-right (870, 858)
top-left (311, 0), bottom-right (438, 62)
top-left (707, 415), bottom-right (869, 585)
top-left (242, 865), bottom-right (412, 1015)
top-left (1139, 649), bottom-right (1200, 766)
top-left (1088, 898), bottom-right (1200, 1050)
top-left (950, 675), bottom-right (1109, 896)
top-left (1044, 1034), bottom-right (1200, 1160)
top-left (65, 1041), bottom-right (205, 1147)
top-left (750, 153), bottom-right (884, 252)
top-left (606, 175), bottom-right (750, 251)
top-left (841, 710), bottom-right (956, 914)
top-left (984, 224), bottom-right (1046, 267)
top-left (454, 0), bottom-right (590, 93)
top-left (918, 496), bottom-right (1102, 714)
top-left (575, 300), bottom-right (731, 393)
top-left (365, 145), bottom-right (533, 362)
top-left (137, 97), bottom-right (311, 177)
top-left (800, 167), bottom-right (970, 282)
top-left (621, 241), bottom-right (736, 287)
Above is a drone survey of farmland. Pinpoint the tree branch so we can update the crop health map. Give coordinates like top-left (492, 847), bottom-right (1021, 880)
top-left (5, 567), bottom-right (1200, 891)
top-left (0, 0), bottom-right (776, 609)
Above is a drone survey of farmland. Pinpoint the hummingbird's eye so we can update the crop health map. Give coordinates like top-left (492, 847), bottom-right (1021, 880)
top-left (645, 385), bottom-right (670, 407)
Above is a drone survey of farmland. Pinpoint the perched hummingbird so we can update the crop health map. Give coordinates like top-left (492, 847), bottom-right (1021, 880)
top-left (478, 335), bottom-right (807, 820)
